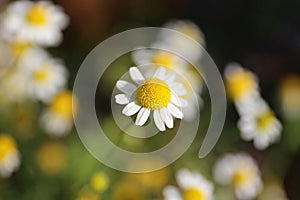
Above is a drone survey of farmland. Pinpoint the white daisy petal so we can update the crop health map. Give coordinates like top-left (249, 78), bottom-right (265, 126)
top-left (115, 94), bottom-right (130, 105)
top-left (153, 67), bottom-right (166, 79)
top-left (116, 80), bottom-right (136, 94)
top-left (153, 110), bottom-right (166, 131)
top-left (135, 108), bottom-right (150, 126)
top-left (160, 107), bottom-right (173, 128)
top-left (129, 67), bottom-right (145, 84)
top-left (170, 94), bottom-right (188, 107)
top-left (122, 101), bottom-right (141, 116)
top-left (164, 73), bottom-right (176, 85)
top-left (167, 103), bottom-right (183, 119)
top-left (171, 83), bottom-right (187, 96)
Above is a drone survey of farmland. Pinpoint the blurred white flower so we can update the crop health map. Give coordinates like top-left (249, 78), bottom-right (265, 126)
top-left (115, 66), bottom-right (188, 131)
top-left (41, 90), bottom-right (76, 137)
top-left (238, 98), bottom-right (282, 150)
top-left (0, 134), bottom-right (20, 178)
top-left (163, 168), bottom-right (214, 200)
top-left (158, 20), bottom-right (205, 63)
top-left (214, 153), bottom-right (262, 200)
top-left (0, 0), bottom-right (69, 46)
top-left (224, 63), bottom-right (259, 107)
top-left (20, 47), bottom-right (67, 102)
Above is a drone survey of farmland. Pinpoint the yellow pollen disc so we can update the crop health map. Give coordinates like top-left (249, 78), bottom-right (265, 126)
top-left (256, 111), bottom-right (275, 130)
top-left (226, 70), bottom-right (256, 100)
top-left (0, 134), bottom-right (17, 161)
top-left (26, 3), bottom-right (47, 25)
top-left (33, 68), bottom-right (49, 83)
top-left (232, 170), bottom-right (253, 187)
top-left (183, 188), bottom-right (205, 200)
top-left (50, 91), bottom-right (74, 117)
top-left (136, 78), bottom-right (171, 110)
top-left (151, 51), bottom-right (174, 68)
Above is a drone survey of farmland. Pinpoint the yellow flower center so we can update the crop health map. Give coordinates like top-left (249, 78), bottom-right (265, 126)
top-left (136, 78), bottom-right (171, 109)
top-left (33, 67), bottom-right (49, 83)
top-left (50, 91), bottom-right (74, 117)
top-left (151, 51), bottom-right (175, 68)
top-left (226, 70), bottom-right (256, 100)
top-left (232, 170), bottom-right (253, 187)
top-left (256, 111), bottom-right (275, 130)
top-left (26, 3), bottom-right (47, 25)
top-left (11, 42), bottom-right (30, 58)
top-left (0, 134), bottom-right (17, 161)
top-left (183, 188), bottom-right (205, 200)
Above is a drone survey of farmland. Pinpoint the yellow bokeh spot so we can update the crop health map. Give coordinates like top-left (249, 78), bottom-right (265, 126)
top-left (136, 78), bottom-right (171, 109)
top-left (77, 188), bottom-right (100, 200)
top-left (33, 67), bottom-right (49, 83)
top-left (152, 51), bottom-right (175, 68)
top-left (0, 134), bottom-right (17, 161)
top-left (50, 91), bottom-right (75, 118)
top-left (36, 141), bottom-right (67, 174)
top-left (226, 69), bottom-right (256, 100)
top-left (112, 179), bottom-right (144, 200)
top-left (26, 3), bottom-right (47, 25)
top-left (256, 111), bottom-right (275, 131)
top-left (90, 172), bottom-right (109, 192)
top-left (11, 42), bottom-right (30, 58)
top-left (183, 188), bottom-right (205, 200)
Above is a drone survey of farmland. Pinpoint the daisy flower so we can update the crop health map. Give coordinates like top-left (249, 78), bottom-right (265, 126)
top-left (41, 90), bottom-right (77, 137)
top-left (158, 20), bottom-right (206, 63)
top-left (224, 63), bottom-right (259, 109)
top-left (131, 49), bottom-right (203, 121)
top-left (238, 98), bottom-right (282, 150)
top-left (214, 153), bottom-right (262, 200)
top-left (20, 47), bottom-right (67, 102)
top-left (0, 0), bottom-right (69, 46)
top-left (163, 169), bottom-right (214, 200)
top-left (115, 66), bottom-right (188, 131)
top-left (0, 134), bottom-right (20, 178)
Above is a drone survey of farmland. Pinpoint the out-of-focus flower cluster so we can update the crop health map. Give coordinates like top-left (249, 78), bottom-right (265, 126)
top-left (0, 0), bottom-right (75, 178)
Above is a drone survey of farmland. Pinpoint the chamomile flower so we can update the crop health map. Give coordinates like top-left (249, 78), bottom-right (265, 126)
top-left (159, 20), bottom-right (205, 62)
top-left (224, 63), bottom-right (259, 110)
top-left (238, 98), bottom-right (282, 150)
top-left (0, 134), bottom-right (20, 178)
top-left (41, 90), bottom-right (77, 137)
top-left (20, 47), bottom-right (67, 102)
top-left (0, 0), bottom-right (69, 46)
top-left (163, 169), bottom-right (214, 200)
top-left (131, 49), bottom-right (202, 121)
top-left (115, 66), bottom-right (187, 131)
top-left (214, 153), bottom-right (262, 200)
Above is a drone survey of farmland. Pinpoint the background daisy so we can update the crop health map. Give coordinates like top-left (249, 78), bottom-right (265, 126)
top-left (0, 0), bottom-right (69, 46)
top-left (214, 153), bottom-right (262, 200)
top-left (163, 168), bottom-right (214, 200)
